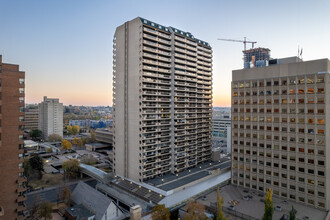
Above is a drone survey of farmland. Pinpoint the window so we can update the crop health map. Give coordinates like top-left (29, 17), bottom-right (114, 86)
top-left (19, 97), bottom-right (24, 103)
top-left (307, 88), bottom-right (314, 93)
top-left (317, 77), bottom-right (324, 83)
top-left (19, 78), bottom-right (24, 84)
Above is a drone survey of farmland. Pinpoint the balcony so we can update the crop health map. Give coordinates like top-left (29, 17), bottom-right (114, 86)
top-left (17, 195), bottom-right (26, 203)
top-left (17, 176), bottom-right (27, 183)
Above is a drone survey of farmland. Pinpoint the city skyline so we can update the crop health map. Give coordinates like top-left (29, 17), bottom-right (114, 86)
top-left (1, 0), bottom-right (330, 106)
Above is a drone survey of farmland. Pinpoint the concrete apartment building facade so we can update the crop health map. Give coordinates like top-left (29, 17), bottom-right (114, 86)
top-left (0, 55), bottom-right (26, 219)
top-left (24, 108), bottom-right (38, 131)
top-left (38, 96), bottom-right (63, 140)
top-left (231, 58), bottom-right (330, 210)
top-left (113, 17), bottom-right (212, 182)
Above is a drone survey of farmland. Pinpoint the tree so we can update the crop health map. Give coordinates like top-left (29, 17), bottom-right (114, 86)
top-left (66, 125), bottom-right (73, 135)
top-left (29, 155), bottom-right (44, 172)
top-left (61, 139), bottom-right (72, 150)
top-left (81, 154), bottom-right (98, 165)
top-left (184, 200), bottom-right (207, 220)
top-left (215, 187), bottom-right (228, 220)
top-left (59, 187), bottom-right (71, 206)
top-left (90, 131), bottom-right (96, 142)
top-left (72, 137), bottom-right (79, 146)
top-left (77, 138), bottom-right (83, 147)
top-left (263, 188), bottom-right (274, 220)
top-left (23, 158), bottom-right (32, 177)
top-left (290, 206), bottom-right (296, 220)
top-left (30, 129), bottom-right (42, 140)
top-left (62, 159), bottom-right (80, 178)
top-left (72, 125), bottom-right (80, 135)
top-left (151, 204), bottom-right (170, 220)
top-left (48, 134), bottom-right (63, 142)
top-left (36, 201), bottom-right (53, 220)
top-left (67, 125), bottom-right (80, 135)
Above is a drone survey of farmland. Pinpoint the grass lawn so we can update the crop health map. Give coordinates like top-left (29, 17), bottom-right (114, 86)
top-left (29, 172), bottom-right (64, 189)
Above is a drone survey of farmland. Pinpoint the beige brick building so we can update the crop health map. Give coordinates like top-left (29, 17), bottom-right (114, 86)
top-left (231, 57), bottom-right (330, 210)
top-left (113, 17), bottom-right (212, 182)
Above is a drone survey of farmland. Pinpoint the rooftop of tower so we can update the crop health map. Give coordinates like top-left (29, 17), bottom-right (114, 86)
top-left (139, 17), bottom-right (211, 48)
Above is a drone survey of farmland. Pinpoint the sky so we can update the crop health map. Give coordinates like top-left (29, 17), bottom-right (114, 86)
top-left (1, 0), bottom-right (330, 106)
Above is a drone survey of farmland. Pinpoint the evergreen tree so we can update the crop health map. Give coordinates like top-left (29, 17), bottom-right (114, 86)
top-left (215, 187), bottom-right (228, 220)
top-left (290, 206), bottom-right (296, 220)
top-left (263, 188), bottom-right (274, 220)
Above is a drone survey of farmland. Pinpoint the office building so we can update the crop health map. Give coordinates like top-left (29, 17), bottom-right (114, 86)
top-left (0, 55), bottom-right (26, 219)
top-left (24, 108), bottom-right (39, 131)
top-left (113, 17), bottom-right (212, 182)
top-left (213, 113), bottom-right (231, 138)
top-left (231, 57), bottom-right (330, 210)
top-left (38, 96), bottom-right (63, 140)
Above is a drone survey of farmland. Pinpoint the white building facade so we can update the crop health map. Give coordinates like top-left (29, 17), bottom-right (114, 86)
top-left (38, 96), bottom-right (63, 140)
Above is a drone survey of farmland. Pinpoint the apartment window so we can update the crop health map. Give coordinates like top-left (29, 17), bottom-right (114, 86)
top-left (298, 177), bottom-right (305, 182)
top-left (19, 97), bottom-right (24, 103)
top-left (308, 109), bottom-right (314, 114)
top-left (307, 77), bottom-right (314, 84)
top-left (307, 88), bottom-right (314, 93)
top-left (318, 150), bottom-right (324, 155)
top-left (318, 97), bottom-right (324, 103)
top-left (318, 181), bottom-right (325, 187)
top-left (317, 77), bottom-right (324, 83)
top-left (19, 116), bottom-right (24, 122)
top-left (19, 78), bottom-right (24, 84)
top-left (317, 88), bottom-right (324, 93)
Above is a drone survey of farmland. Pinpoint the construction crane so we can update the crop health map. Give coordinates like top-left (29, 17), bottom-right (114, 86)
top-left (217, 37), bottom-right (257, 51)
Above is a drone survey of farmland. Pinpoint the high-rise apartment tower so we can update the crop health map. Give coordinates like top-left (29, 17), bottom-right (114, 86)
top-left (231, 57), bottom-right (330, 210)
top-left (38, 96), bottom-right (63, 140)
top-left (0, 55), bottom-right (26, 219)
top-left (113, 17), bottom-right (212, 182)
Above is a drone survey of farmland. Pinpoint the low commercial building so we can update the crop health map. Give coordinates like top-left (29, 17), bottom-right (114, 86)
top-left (95, 129), bottom-right (113, 145)
top-left (71, 181), bottom-right (125, 220)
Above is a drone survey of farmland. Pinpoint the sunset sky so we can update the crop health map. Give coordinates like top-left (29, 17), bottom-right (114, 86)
top-left (1, 0), bottom-right (330, 106)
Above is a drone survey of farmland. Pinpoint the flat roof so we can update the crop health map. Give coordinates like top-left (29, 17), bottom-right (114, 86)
top-left (145, 159), bottom-right (231, 191)
top-left (197, 184), bottom-right (328, 220)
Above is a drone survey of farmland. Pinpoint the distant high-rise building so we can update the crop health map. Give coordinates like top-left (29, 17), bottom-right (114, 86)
top-left (231, 57), bottom-right (330, 210)
top-left (0, 55), bottom-right (27, 219)
top-left (24, 108), bottom-right (39, 131)
top-left (113, 17), bottom-right (213, 182)
top-left (38, 96), bottom-right (63, 140)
